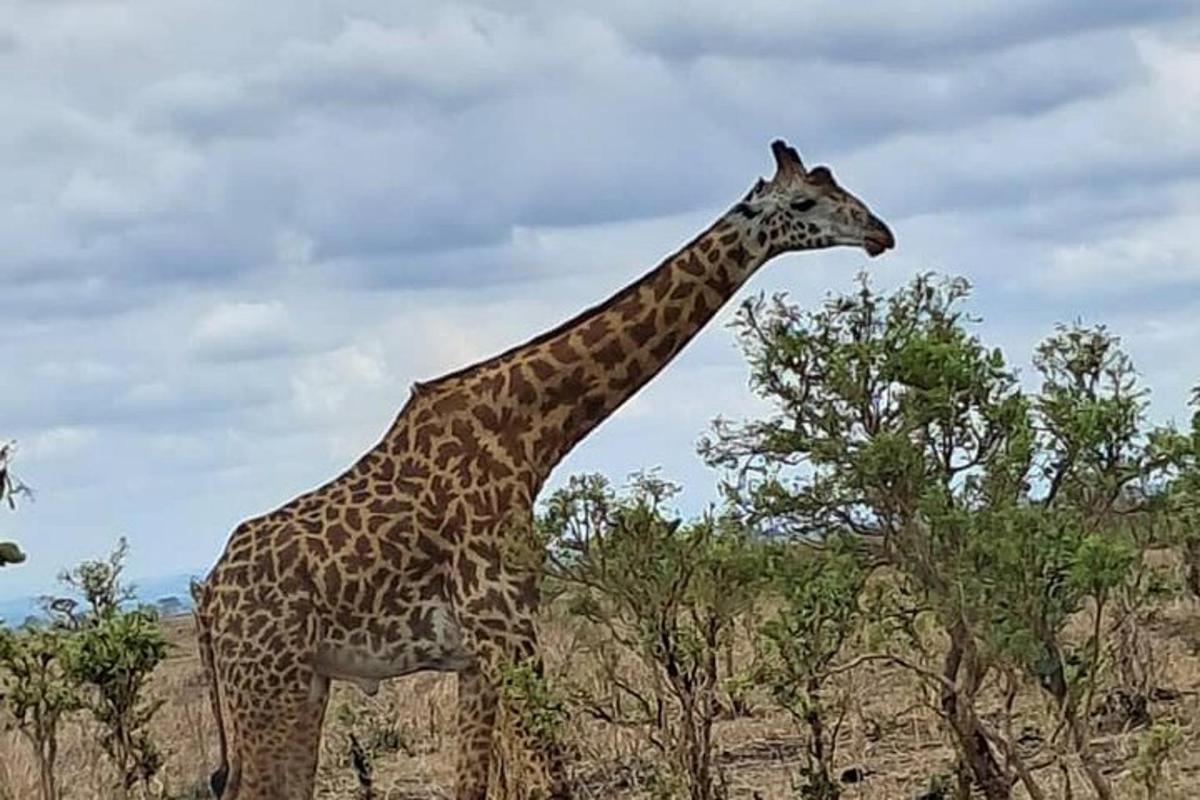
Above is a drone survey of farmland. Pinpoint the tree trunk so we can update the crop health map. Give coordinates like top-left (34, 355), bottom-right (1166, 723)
top-left (1038, 638), bottom-right (1114, 800)
top-left (804, 675), bottom-right (838, 795)
top-left (951, 717), bottom-right (1011, 800)
top-left (678, 694), bottom-right (707, 800)
top-left (25, 720), bottom-right (58, 800)
top-left (677, 686), bottom-right (716, 800)
top-left (1068, 713), bottom-right (1114, 800)
top-left (38, 762), bottom-right (54, 800)
top-left (38, 740), bottom-right (57, 800)
top-left (941, 625), bottom-right (1010, 800)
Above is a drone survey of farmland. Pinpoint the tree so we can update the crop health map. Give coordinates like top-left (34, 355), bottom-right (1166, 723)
top-left (541, 473), bottom-right (769, 800)
top-left (704, 275), bottom-right (1024, 798)
top-left (48, 539), bottom-right (169, 798)
top-left (756, 536), bottom-right (866, 799)
top-left (63, 607), bottom-right (168, 798)
top-left (704, 275), bottom-right (1169, 800)
top-left (51, 536), bottom-right (136, 621)
top-left (154, 596), bottom-right (184, 618)
top-left (1153, 388), bottom-right (1200, 598)
top-left (0, 625), bottom-right (80, 800)
top-left (984, 323), bottom-right (1165, 800)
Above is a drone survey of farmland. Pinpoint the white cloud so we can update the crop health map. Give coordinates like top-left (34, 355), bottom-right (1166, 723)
top-left (274, 13), bottom-right (534, 104)
top-left (58, 169), bottom-right (146, 221)
top-left (1041, 209), bottom-right (1200, 292)
top-left (189, 300), bottom-right (294, 361)
top-left (24, 426), bottom-right (98, 460)
top-left (290, 344), bottom-right (388, 420)
top-left (1136, 30), bottom-right (1200, 135)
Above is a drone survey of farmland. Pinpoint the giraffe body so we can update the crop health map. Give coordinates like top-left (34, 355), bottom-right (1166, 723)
top-left (195, 140), bottom-right (894, 799)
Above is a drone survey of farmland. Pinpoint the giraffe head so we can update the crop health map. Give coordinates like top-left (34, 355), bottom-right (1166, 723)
top-left (735, 139), bottom-right (894, 258)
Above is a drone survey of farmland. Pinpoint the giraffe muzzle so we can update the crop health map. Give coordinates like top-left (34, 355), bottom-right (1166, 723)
top-left (863, 217), bottom-right (895, 257)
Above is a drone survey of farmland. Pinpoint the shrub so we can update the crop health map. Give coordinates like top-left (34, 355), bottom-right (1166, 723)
top-left (758, 536), bottom-right (866, 799)
top-left (63, 607), bottom-right (169, 797)
top-left (0, 625), bottom-right (80, 800)
top-left (47, 539), bottom-right (170, 798)
top-left (1132, 721), bottom-right (1182, 799)
top-left (542, 472), bottom-right (769, 800)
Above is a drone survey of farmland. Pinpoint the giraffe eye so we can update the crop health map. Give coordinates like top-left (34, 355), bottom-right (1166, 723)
top-left (790, 199), bottom-right (816, 213)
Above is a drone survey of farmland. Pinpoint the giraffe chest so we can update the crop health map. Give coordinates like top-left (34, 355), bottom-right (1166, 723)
top-left (311, 601), bottom-right (472, 688)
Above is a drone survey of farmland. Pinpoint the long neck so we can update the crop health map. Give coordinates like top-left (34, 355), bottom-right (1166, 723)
top-left (449, 206), bottom-right (771, 483)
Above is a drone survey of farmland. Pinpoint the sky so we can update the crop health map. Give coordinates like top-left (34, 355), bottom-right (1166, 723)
top-left (2, 1), bottom-right (1200, 599)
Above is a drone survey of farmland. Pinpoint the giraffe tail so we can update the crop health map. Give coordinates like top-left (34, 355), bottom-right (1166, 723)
top-left (191, 579), bottom-right (231, 798)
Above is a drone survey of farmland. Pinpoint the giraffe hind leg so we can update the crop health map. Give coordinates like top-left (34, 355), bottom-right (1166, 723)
top-left (191, 584), bottom-right (234, 798)
top-left (209, 619), bottom-right (330, 800)
top-left (215, 661), bottom-right (329, 799)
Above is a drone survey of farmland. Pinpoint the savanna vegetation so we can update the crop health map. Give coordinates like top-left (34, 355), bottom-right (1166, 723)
top-left (4, 274), bottom-right (1200, 799)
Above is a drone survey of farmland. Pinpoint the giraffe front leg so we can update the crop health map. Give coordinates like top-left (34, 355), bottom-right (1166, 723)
top-left (456, 619), bottom-right (569, 800)
top-left (456, 662), bottom-right (498, 800)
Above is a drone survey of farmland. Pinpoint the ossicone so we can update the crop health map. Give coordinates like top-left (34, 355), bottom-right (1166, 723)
top-left (770, 139), bottom-right (806, 179)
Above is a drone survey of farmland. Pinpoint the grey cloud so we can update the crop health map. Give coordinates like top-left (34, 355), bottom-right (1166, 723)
top-left (683, 27), bottom-right (1145, 164)
top-left (0, 276), bottom-right (153, 322)
top-left (571, 0), bottom-right (1195, 65)
top-left (0, 361), bottom-right (277, 433)
top-left (138, 72), bottom-right (287, 142)
top-left (8, 3), bottom-right (1173, 310)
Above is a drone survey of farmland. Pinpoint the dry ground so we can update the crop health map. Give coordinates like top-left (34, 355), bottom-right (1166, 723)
top-left (4, 602), bottom-right (1200, 800)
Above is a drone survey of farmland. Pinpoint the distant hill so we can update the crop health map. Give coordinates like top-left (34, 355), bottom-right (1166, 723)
top-left (0, 571), bottom-right (200, 624)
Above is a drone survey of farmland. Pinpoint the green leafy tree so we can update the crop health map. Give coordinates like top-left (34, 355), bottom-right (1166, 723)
top-left (959, 324), bottom-right (1169, 800)
top-left (49, 539), bottom-right (169, 798)
top-left (51, 536), bottom-right (136, 622)
top-left (705, 275), bottom-right (1169, 800)
top-left (1131, 721), bottom-right (1182, 799)
top-left (1153, 388), bottom-right (1200, 598)
top-left (0, 625), bottom-right (81, 800)
top-left (757, 536), bottom-right (866, 799)
top-left (704, 275), bottom-right (1024, 799)
top-left (542, 473), bottom-right (769, 800)
top-left (63, 608), bottom-right (168, 798)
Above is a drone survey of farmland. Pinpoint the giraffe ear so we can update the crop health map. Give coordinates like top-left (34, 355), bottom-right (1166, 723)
top-left (770, 139), bottom-right (806, 180)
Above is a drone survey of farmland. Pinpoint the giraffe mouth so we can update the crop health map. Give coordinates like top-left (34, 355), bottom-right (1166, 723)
top-left (862, 219), bottom-right (895, 257)
top-left (863, 236), bottom-right (890, 257)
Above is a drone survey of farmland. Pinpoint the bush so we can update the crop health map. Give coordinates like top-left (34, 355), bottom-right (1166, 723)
top-left (45, 539), bottom-right (170, 798)
top-left (757, 536), bottom-right (866, 799)
top-left (1132, 721), bottom-right (1182, 799)
top-left (542, 472), bottom-right (770, 800)
top-left (0, 625), bottom-right (80, 800)
top-left (63, 607), bottom-right (169, 796)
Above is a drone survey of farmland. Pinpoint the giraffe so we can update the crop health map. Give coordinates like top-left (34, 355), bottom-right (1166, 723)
top-left (192, 139), bottom-right (894, 800)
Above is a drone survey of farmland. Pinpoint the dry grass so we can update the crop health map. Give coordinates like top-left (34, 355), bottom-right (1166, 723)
top-left (3, 601), bottom-right (1200, 799)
